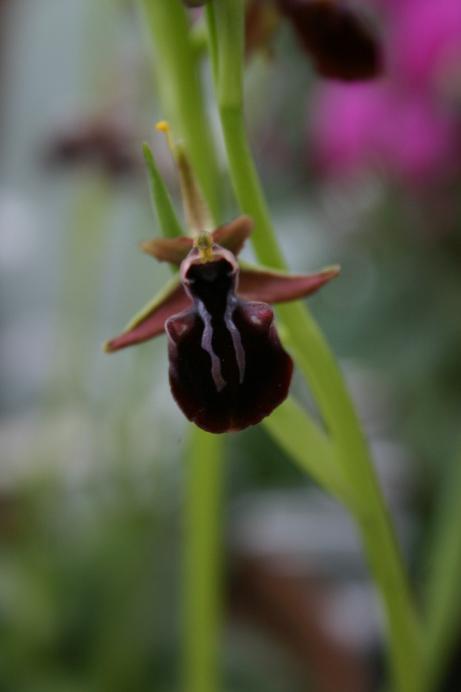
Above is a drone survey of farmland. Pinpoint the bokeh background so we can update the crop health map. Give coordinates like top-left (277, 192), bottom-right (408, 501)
top-left (1, 1), bottom-right (461, 690)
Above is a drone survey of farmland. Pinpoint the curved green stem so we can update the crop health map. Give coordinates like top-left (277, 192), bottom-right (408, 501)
top-left (183, 428), bottom-right (223, 692)
top-left (423, 445), bottom-right (461, 692)
top-left (211, 2), bottom-right (423, 691)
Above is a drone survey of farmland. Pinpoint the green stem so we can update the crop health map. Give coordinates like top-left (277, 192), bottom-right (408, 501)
top-left (183, 428), bottom-right (223, 692)
top-left (211, 2), bottom-right (423, 691)
top-left (139, 0), bottom-right (222, 222)
top-left (218, 107), bottom-right (286, 268)
top-left (423, 445), bottom-right (461, 692)
top-left (221, 87), bottom-right (422, 692)
top-left (138, 10), bottom-right (226, 692)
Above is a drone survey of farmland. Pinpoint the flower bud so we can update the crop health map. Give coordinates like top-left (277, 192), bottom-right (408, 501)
top-left (278, 0), bottom-right (383, 81)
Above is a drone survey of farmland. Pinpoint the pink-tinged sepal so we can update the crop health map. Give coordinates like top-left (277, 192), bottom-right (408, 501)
top-left (140, 235), bottom-right (193, 264)
top-left (140, 215), bottom-right (253, 266)
top-left (104, 276), bottom-right (190, 353)
top-left (238, 264), bottom-right (340, 303)
top-left (211, 215), bottom-right (253, 257)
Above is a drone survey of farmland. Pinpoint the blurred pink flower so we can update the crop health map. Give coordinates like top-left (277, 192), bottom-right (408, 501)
top-left (311, 83), bottom-right (459, 185)
top-left (310, 0), bottom-right (461, 186)
top-left (390, 0), bottom-right (461, 90)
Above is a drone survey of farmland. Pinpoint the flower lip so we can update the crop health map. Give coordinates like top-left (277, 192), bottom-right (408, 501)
top-left (165, 244), bottom-right (295, 433)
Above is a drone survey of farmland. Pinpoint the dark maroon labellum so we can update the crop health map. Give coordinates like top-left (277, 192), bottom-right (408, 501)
top-left (166, 248), bottom-right (293, 433)
top-left (278, 0), bottom-right (383, 81)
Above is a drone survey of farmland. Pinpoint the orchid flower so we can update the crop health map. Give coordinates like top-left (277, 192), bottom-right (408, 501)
top-left (105, 124), bottom-right (339, 433)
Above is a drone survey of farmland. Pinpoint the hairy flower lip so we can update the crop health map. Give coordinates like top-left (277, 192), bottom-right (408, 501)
top-left (165, 255), bottom-right (294, 433)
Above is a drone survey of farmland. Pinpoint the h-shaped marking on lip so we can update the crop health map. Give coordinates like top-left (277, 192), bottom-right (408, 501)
top-left (197, 297), bottom-right (246, 393)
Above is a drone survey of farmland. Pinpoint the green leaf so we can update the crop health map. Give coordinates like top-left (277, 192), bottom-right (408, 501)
top-left (143, 142), bottom-right (184, 239)
top-left (263, 396), bottom-right (356, 508)
top-left (423, 446), bottom-right (461, 691)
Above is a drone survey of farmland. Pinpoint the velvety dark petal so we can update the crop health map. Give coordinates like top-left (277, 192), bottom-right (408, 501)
top-left (279, 0), bottom-right (383, 81)
top-left (140, 236), bottom-right (193, 264)
top-left (211, 215), bottom-right (253, 257)
top-left (238, 264), bottom-right (340, 303)
top-left (166, 256), bottom-right (293, 433)
top-left (167, 300), bottom-right (292, 433)
top-left (104, 277), bottom-right (190, 353)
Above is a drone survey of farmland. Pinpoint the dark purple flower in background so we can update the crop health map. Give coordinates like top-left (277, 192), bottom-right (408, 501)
top-left (278, 0), bottom-right (382, 81)
top-left (245, 0), bottom-right (382, 81)
top-left (105, 216), bottom-right (339, 433)
top-left (45, 116), bottom-right (140, 179)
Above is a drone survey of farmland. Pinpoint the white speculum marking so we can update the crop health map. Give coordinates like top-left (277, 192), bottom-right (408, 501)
top-left (197, 296), bottom-right (246, 392)
top-left (225, 295), bottom-right (246, 385)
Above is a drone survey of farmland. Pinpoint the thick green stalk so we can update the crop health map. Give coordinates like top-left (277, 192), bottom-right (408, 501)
top-left (220, 83), bottom-right (422, 692)
top-left (211, 2), bottom-right (423, 690)
top-left (139, 0), bottom-right (222, 221)
top-left (138, 10), bottom-right (226, 692)
top-left (183, 429), bottom-right (223, 692)
top-left (423, 446), bottom-right (461, 692)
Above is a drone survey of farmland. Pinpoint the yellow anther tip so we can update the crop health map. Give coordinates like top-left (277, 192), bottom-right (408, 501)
top-left (155, 120), bottom-right (170, 133)
top-left (194, 233), bottom-right (214, 262)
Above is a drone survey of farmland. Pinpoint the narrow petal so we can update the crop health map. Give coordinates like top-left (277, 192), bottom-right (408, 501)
top-left (211, 215), bottom-right (253, 256)
top-left (140, 236), bottom-right (193, 264)
top-left (238, 264), bottom-right (340, 304)
top-left (139, 215), bottom-right (253, 265)
top-left (104, 276), bottom-right (190, 352)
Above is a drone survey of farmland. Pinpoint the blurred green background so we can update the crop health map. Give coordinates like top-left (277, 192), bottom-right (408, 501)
top-left (1, 1), bottom-right (461, 690)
